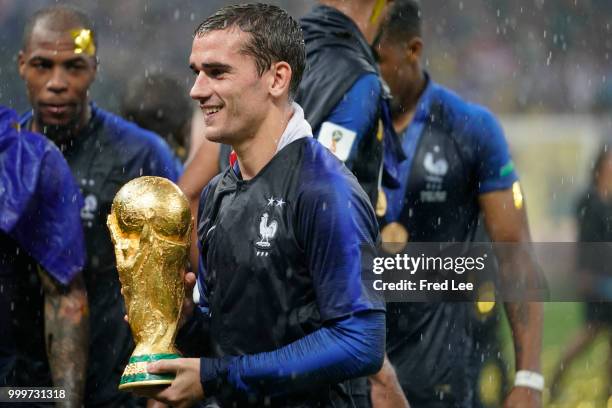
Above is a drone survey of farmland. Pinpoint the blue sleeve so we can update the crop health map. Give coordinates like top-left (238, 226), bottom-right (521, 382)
top-left (195, 179), bottom-right (216, 316)
top-left (466, 108), bottom-right (519, 193)
top-left (315, 73), bottom-right (380, 165)
top-left (200, 311), bottom-right (384, 397)
top-left (175, 181), bottom-right (215, 355)
top-left (297, 173), bottom-right (384, 321)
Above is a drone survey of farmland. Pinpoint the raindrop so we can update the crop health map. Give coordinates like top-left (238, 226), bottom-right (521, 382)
top-left (174, 9), bottom-right (180, 21)
top-left (546, 51), bottom-right (552, 66)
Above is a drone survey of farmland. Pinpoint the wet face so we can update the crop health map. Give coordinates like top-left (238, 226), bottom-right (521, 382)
top-left (18, 23), bottom-right (96, 134)
top-left (376, 36), bottom-right (420, 113)
top-left (189, 28), bottom-right (271, 145)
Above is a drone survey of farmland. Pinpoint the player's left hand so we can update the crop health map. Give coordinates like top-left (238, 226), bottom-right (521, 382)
top-left (135, 358), bottom-right (204, 408)
top-left (503, 386), bottom-right (541, 408)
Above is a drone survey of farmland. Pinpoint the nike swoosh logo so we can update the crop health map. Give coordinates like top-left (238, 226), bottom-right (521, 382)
top-left (206, 225), bottom-right (216, 238)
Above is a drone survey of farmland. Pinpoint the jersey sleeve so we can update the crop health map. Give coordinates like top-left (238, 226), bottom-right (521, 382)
top-left (200, 310), bottom-right (385, 399)
top-left (467, 108), bottom-right (519, 194)
top-left (175, 179), bottom-right (219, 355)
top-left (315, 73), bottom-right (380, 166)
top-left (296, 173), bottom-right (384, 322)
top-left (195, 176), bottom-right (220, 312)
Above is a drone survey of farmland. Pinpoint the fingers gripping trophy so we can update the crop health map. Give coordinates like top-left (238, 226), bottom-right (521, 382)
top-left (107, 176), bottom-right (192, 390)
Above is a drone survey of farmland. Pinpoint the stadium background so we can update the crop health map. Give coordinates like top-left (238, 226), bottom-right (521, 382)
top-left (1, 1), bottom-right (611, 406)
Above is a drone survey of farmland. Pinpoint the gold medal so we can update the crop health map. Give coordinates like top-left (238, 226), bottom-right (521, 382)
top-left (478, 361), bottom-right (503, 406)
top-left (376, 119), bottom-right (383, 142)
top-left (512, 181), bottom-right (523, 210)
top-left (475, 281), bottom-right (496, 316)
top-left (381, 222), bottom-right (409, 254)
top-left (376, 188), bottom-right (387, 217)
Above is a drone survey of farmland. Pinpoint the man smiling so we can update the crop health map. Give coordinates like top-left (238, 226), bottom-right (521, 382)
top-left (144, 4), bottom-right (385, 407)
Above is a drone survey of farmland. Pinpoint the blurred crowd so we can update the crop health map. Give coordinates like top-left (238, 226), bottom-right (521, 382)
top-left (419, 0), bottom-right (612, 114)
top-left (1, 0), bottom-right (611, 115)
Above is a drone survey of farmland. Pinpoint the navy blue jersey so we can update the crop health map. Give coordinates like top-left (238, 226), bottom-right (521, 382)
top-left (382, 76), bottom-right (518, 406)
top-left (194, 136), bottom-right (384, 406)
top-left (0, 106), bottom-right (84, 390)
top-left (297, 5), bottom-right (404, 211)
top-left (21, 104), bottom-right (181, 407)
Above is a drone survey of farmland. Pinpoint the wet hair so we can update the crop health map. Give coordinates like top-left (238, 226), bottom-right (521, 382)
top-left (121, 73), bottom-right (192, 159)
top-left (194, 3), bottom-right (305, 97)
top-left (22, 5), bottom-right (97, 53)
top-left (380, 0), bottom-right (422, 44)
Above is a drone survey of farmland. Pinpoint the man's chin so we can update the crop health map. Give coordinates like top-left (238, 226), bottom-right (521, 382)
top-left (203, 132), bottom-right (227, 145)
top-left (36, 121), bottom-right (77, 145)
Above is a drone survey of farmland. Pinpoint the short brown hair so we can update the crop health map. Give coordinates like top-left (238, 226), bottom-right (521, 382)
top-left (195, 3), bottom-right (305, 98)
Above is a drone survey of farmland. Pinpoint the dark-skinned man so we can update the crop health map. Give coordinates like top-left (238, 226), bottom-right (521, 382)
top-left (297, 3), bottom-right (409, 405)
top-left (18, 6), bottom-right (181, 407)
top-left (297, 0), bottom-right (405, 213)
top-left (371, 1), bottom-right (544, 407)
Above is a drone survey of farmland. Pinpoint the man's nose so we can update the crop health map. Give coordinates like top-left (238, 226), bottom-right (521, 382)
top-left (190, 72), bottom-right (212, 101)
top-left (46, 67), bottom-right (68, 93)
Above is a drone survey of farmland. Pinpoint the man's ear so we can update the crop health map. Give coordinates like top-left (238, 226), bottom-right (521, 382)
top-left (406, 37), bottom-right (423, 62)
top-left (18, 50), bottom-right (26, 79)
top-left (269, 61), bottom-right (292, 98)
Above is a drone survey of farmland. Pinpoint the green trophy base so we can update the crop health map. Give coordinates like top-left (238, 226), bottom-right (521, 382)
top-left (119, 353), bottom-right (180, 390)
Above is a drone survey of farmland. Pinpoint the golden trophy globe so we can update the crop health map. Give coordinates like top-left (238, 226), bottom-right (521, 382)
top-left (107, 176), bottom-right (192, 390)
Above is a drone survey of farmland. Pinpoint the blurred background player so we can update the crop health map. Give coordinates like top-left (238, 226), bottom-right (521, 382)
top-left (373, 1), bottom-right (544, 406)
top-left (121, 73), bottom-right (192, 163)
top-left (296, 0), bottom-right (405, 214)
top-left (549, 143), bottom-right (612, 399)
top-left (0, 105), bottom-right (88, 407)
top-left (296, 3), bottom-right (409, 404)
top-left (17, 6), bottom-right (180, 407)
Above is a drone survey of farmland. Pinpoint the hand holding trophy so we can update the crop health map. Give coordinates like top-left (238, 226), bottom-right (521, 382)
top-left (107, 176), bottom-right (192, 390)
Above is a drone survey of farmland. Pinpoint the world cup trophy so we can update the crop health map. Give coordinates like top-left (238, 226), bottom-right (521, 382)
top-left (107, 176), bottom-right (192, 390)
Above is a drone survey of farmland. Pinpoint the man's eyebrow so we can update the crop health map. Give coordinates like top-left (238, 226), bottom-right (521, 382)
top-left (200, 62), bottom-right (233, 71)
top-left (28, 55), bottom-right (51, 62)
top-left (63, 57), bottom-right (89, 64)
top-left (28, 55), bottom-right (88, 64)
